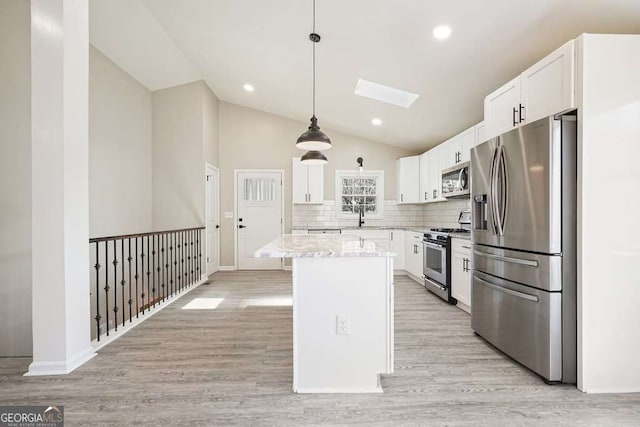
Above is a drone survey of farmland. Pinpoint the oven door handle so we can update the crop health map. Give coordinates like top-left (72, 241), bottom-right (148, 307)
top-left (423, 241), bottom-right (446, 250)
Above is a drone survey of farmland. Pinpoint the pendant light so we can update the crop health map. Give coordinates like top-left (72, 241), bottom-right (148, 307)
top-left (298, 0), bottom-right (331, 163)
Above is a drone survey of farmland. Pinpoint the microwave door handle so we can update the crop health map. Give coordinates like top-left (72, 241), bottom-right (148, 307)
top-left (458, 168), bottom-right (464, 191)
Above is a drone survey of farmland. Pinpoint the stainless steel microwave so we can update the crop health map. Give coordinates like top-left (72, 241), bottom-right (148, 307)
top-left (442, 161), bottom-right (470, 198)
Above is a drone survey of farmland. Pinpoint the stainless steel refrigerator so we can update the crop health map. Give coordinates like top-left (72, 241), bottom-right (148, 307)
top-left (470, 115), bottom-right (576, 384)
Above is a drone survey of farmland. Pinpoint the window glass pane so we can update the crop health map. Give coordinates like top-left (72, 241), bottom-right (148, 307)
top-left (244, 178), bottom-right (275, 202)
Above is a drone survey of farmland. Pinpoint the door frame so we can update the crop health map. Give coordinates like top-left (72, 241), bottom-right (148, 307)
top-left (233, 169), bottom-right (285, 270)
top-left (205, 163), bottom-right (220, 276)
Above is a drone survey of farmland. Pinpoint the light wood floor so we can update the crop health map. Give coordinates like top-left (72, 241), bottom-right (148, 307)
top-left (1, 271), bottom-right (639, 426)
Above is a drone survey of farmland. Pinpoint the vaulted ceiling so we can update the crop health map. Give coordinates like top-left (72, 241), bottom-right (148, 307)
top-left (90, 0), bottom-right (640, 151)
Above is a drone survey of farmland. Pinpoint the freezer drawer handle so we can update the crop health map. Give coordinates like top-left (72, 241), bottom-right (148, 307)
top-left (475, 276), bottom-right (539, 302)
top-left (473, 250), bottom-right (539, 267)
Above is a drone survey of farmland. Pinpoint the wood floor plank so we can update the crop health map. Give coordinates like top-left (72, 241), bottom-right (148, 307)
top-left (1, 271), bottom-right (639, 426)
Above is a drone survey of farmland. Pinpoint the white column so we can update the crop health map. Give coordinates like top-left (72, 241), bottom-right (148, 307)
top-left (27, 0), bottom-right (96, 376)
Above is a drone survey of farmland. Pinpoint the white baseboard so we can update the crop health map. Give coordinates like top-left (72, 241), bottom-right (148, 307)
top-left (219, 265), bottom-right (236, 271)
top-left (394, 270), bottom-right (407, 276)
top-left (25, 347), bottom-right (97, 376)
top-left (294, 386), bottom-right (383, 394)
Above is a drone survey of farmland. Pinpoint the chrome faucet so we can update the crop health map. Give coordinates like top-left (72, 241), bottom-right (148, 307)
top-left (358, 205), bottom-right (365, 228)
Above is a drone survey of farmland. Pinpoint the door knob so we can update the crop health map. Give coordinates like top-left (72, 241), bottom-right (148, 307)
top-left (238, 225), bottom-right (246, 229)
top-left (216, 225), bottom-right (220, 229)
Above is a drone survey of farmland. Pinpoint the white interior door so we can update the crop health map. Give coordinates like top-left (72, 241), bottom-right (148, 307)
top-left (236, 171), bottom-right (283, 270)
top-left (206, 165), bottom-right (220, 275)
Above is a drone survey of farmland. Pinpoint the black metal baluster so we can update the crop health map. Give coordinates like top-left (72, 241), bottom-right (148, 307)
top-left (105, 241), bottom-right (110, 337)
top-left (146, 235), bottom-right (151, 312)
top-left (169, 233), bottom-right (176, 296)
top-left (152, 235), bottom-right (157, 307)
top-left (197, 229), bottom-right (201, 281)
top-left (160, 234), bottom-right (165, 302)
top-left (135, 237), bottom-right (139, 318)
top-left (190, 229), bottom-right (194, 284)
top-left (186, 230), bottom-right (191, 286)
top-left (128, 238), bottom-right (133, 323)
top-left (141, 236), bottom-right (147, 314)
top-left (179, 231), bottom-right (183, 291)
top-left (121, 239), bottom-right (126, 327)
top-left (183, 231), bottom-right (187, 287)
top-left (94, 242), bottom-right (102, 341)
top-left (113, 240), bottom-right (119, 332)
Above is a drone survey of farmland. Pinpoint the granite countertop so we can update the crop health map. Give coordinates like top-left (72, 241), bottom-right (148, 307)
top-left (254, 234), bottom-right (397, 258)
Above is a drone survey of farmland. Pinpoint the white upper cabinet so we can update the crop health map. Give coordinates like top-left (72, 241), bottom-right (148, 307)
top-left (429, 145), bottom-right (442, 200)
top-left (484, 40), bottom-right (575, 140)
top-left (484, 76), bottom-right (522, 140)
top-left (458, 125), bottom-right (476, 164)
top-left (396, 156), bottom-right (420, 204)
top-left (475, 121), bottom-right (487, 146)
top-left (440, 134), bottom-right (461, 170)
top-left (292, 157), bottom-right (324, 204)
top-left (520, 40), bottom-right (575, 125)
top-left (419, 152), bottom-right (430, 202)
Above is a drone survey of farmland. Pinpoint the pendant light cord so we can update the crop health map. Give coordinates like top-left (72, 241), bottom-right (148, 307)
top-left (312, 0), bottom-right (316, 117)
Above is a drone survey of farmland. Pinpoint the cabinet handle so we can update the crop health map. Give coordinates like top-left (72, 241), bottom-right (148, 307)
top-left (424, 191), bottom-right (427, 200)
top-left (519, 103), bottom-right (525, 123)
top-left (390, 231), bottom-right (393, 241)
top-left (401, 194), bottom-right (404, 202)
top-left (512, 107), bottom-right (518, 127)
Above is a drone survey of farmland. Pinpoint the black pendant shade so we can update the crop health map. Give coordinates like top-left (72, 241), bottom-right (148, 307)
top-left (297, 0), bottom-right (331, 163)
top-left (300, 150), bottom-right (328, 165)
top-left (296, 115), bottom-right (332, 151)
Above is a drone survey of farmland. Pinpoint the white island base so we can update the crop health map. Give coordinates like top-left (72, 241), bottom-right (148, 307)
top-left (292, 256), bottom-right (394, 393)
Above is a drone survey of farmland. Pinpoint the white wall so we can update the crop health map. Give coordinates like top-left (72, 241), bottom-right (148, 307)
top-left (152, 80), bottom-right (219, 230)
top-left (89, 46), bottom-right (152, 237)
top-left (218, 102), bottom-right (414, 267)
top-left (0, 0), bottom-right (32, 357)
top-left (577, 34), bottom-right (640, 393)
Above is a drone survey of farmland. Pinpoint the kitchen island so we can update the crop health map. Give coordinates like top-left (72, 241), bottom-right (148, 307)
top-left (255, 234), bottom-right (395, 393)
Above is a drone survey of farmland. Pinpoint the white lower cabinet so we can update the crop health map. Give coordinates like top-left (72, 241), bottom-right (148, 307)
top-left (389, 230), bottom-right (404, 271)
top-left (451, 238), bottom-right (472, 312)
top-left (404, 231), bottom-right (423, 281)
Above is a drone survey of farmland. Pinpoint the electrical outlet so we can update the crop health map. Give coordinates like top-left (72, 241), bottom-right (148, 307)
top-left (336, 315), bottom-right (350, 335)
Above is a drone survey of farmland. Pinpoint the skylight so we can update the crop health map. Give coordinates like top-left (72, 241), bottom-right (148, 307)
top-left (354, 79), bottom-right (419, 108)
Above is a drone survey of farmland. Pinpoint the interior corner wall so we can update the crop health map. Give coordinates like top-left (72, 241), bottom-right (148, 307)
top-left (89, 46), bottom-right (152, 237)
top-left (202, 83), bottom-right (220, 168)
top-left (0, 0), bottom-right (32, 357)
top-left (577, 33), bottom-right (640, 393)
top-left (152, 81), bottom-right (213, 230)
top-left (217, 101), bottom-right (413, 267)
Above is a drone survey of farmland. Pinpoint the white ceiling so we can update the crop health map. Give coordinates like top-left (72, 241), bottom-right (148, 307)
top-left (90, 0), bottom-right (640, 151)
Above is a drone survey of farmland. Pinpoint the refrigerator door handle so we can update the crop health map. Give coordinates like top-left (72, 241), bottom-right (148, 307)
top-left (489, 142), bottom-right (500, 235)
top-left (475, 275), bottom-right (539, 302)
top-left (473, 249), bottom-right (539, 267)
top-left (496, 144), bottom-right (508, 236)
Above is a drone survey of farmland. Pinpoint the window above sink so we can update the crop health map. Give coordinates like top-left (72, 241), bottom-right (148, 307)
top-left (335, 170), bottom-right (384, 220)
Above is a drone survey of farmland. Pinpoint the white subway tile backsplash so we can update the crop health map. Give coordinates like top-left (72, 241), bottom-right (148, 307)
top-left (291, 198), bottom-right (471, 229)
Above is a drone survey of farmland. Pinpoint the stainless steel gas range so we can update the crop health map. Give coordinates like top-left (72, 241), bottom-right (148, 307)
top-left (422, 211), bottom-right (471, 304)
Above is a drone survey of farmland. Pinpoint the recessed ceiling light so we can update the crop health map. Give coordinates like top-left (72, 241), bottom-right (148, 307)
top-left (243, 83), bottom-right (254, 92)
top-left (372, 118), bottom-right (382, 126)
top-left (433, 25), bottom-right (452, 40)
top-left (354, 79), bottom-right (419, 108)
